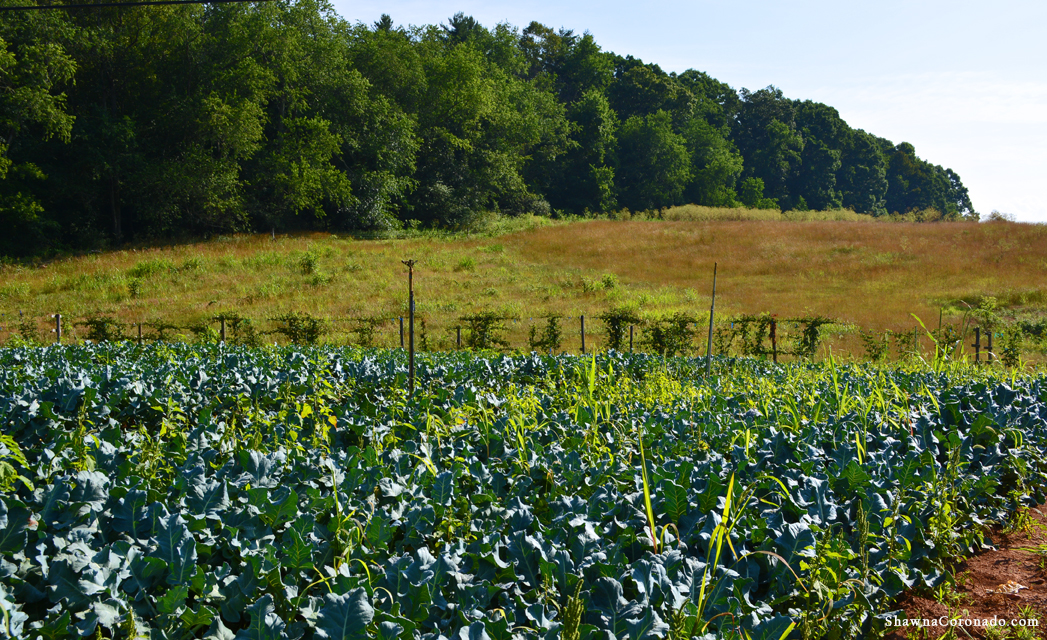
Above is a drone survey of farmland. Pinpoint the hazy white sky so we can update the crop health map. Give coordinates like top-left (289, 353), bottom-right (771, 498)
top-left (329, 0), bottom-right (1047, 221)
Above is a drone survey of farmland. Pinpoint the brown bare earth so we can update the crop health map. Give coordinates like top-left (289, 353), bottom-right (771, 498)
top-left (886, 506), bottom-right (1047, 639)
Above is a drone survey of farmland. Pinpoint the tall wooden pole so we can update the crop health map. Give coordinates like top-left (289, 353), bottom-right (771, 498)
top-left (705, 263), bottom-right (717, 376)
top-left (402, 260), bottom-right (417, 395)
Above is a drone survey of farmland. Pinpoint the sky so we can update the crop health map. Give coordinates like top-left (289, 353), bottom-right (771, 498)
top-left (328, 0), bottom-right (1047, 222)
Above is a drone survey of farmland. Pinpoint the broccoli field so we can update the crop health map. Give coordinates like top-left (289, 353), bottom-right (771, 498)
top-left (2, 344), bottom-right (1047, 639)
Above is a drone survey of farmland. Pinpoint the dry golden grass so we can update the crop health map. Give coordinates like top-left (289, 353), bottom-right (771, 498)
top-left (1, 215), bottom-right (1045, 358)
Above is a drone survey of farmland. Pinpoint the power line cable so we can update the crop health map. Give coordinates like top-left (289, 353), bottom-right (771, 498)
top-left (0, 0), bottom-right (276, 11)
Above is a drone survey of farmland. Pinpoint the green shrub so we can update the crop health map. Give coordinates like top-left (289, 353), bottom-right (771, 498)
top-left (76, 315), bottom-right (126, 342)
top-left (641, 312), bottom-right (698, 356)
top-left (460, 311), bottom-right (510, 350)
top-left (860, 329), bottom-right (892, 362)
top-left (599, 307), bottom-right (641, 351)
top-left (1001, 326), bottom-right (1023, 368)
top-left (351, 316), bottom-right (389, 347)
top-left (528, 316), bottom-right (563, 353)
top-left (271, 311), bottom-right (328, 345)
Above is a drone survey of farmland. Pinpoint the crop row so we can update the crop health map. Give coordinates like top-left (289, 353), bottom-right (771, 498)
top-left (1, 344), bottom-right (1046, 639)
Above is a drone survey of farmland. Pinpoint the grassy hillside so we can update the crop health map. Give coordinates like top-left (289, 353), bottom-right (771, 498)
top-left (2, 209), bottom-right (1045, 359)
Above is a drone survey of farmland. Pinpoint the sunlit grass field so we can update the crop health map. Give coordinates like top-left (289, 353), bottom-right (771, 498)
top-left (1, 206), bottom-right (1046, 360)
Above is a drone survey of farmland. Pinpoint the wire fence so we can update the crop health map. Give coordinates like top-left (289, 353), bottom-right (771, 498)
top-left (0, 307), bottom-right (1029, 365)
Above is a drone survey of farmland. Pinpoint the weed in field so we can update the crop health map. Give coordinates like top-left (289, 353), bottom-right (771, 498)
top-left (127, 257), bottom-right (174, 279)
top-left (0, 282), bottom-right (30, 301)
top-left (127, 277), bottom-right (142, 299)
top-left (454, 256), bottom-right (476, 272)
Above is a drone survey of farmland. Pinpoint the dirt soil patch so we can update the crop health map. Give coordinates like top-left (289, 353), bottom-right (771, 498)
top-left (886, 506), bottom-right (1047, 638)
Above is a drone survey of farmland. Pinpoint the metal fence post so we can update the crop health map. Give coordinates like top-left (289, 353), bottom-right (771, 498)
top-left (580, 315), bottom-right (586, 354)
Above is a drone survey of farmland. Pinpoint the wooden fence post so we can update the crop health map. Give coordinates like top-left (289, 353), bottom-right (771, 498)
top-left (629, 325), bottom-right (634, 353)
top-left (220, 318), bottom-right (226, 343)
top-left (138, 322), bottom-right (143, 345)
top-left (580, 315), bottom-right (586, 354)
top-left (973, 327), bottom-right (980, 363)
top-left (987, 331), bottom-right (993, 362)
top-left (457, 326), bottom-right (461, 349)
top-left (401, 259), bottom-right (416, 395)
top-left (54, 314), bottom-right (61, 344)
top-left (770, 317), bottom-right (777, 364)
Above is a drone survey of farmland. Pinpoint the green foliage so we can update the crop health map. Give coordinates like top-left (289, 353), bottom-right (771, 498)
top-left (0, 7), bottom-right (973, 257)
top-left (0, 433), bottom-right (32, 492)
top-left (350, 316), bottom-right (389, 348)
top-left (459, 311), bottom-right (511, 349)
top-left (860, 329), bottom-right (892, 362)
top-left (738, 177), bottom-right (778, 210)
top-left (527, 315), bottom-right (563, 353)
top-left (641, 311), bottom-right (698, 356)
top-left (598, 306), bottom-right (641, 351)
top-left (13, 312), bottom-right (40, 344)
top-left (213, 312), bottom-right (260, 347)
top-left (75, 314), bottom-right (125, 343)
top-left (1000, 325), bottom-right (1023, 368)
top-left (617, 110), bottom-right (691, 210)
top-left (730, 313), bottom-right (775, 357)
top-left (793, 315), bottom-right (834, 359)
top-left (271, 311), bottom-right (328, 345)
top-left (0, 344), bottom-right (1044, 638)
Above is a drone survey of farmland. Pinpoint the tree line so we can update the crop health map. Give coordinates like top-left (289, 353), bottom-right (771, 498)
top-left (0, 1), bottom-right (976, 257)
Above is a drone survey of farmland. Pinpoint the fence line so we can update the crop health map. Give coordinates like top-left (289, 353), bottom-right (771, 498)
top-left (0, 308), bottom-right (1018, 364)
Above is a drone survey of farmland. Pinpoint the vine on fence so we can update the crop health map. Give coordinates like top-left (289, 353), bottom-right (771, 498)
top-left (2, 305), bottom-right (1038, 367)
top-left (350, 316), bottom-right (390, 348)
top-left (641, 312), bottom-right (699, 357)
top-left (793, 315), bottom-right (835, 359)
top-left (715, 313), bottom-right (835, 360)
top-left (459, 311), bottom-right (511, 350)
top-left (859, 329), bottom-right (893, 362)
top-left (271, 311), bottom-right (328, 345)
top-left (598, 307), bottom-right (641, 351)
top-left (76, 315), bottom-right (125, 343)
top-left (213, 312), bottom-right (261, 346)
top-left (528, 315), bottom-right (563, 353)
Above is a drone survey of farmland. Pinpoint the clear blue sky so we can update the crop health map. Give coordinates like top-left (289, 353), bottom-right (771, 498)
top-left (329, 0), bottom-right (1047, 222)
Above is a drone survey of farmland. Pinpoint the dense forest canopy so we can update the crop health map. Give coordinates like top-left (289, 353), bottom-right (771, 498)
top-left (0, 1), bottom-right (975, 257)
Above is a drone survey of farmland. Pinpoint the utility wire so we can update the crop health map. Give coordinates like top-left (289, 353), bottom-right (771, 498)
top-left (0, 0), bottom-right (276, 11)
